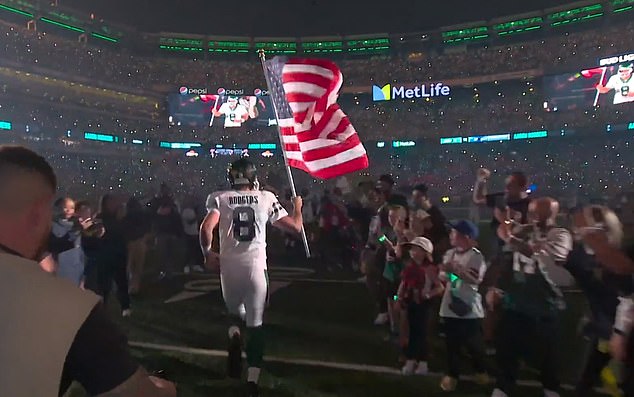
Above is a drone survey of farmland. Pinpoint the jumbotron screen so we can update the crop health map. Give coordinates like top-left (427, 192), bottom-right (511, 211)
top-left (543, 52), bottom-right (634, 111)
top-left (167, 87), bottom-right (277, 128)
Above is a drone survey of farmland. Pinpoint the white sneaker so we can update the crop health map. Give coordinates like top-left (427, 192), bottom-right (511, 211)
top-left (122, 309), bottom-right (132, 318)
top-left (491, 388), bottom-right (508, 397)
top-left (544, 390), bottom-right (560, 397)
top-left (374, 312), bottom-right (389, 325)
top-left (401, 360), bottom-right (416, 375)
top-left (414, 361), bottom-right (428, 375)
top-left (183, 266), bottom-right (191, 274)
top-left (192, 265), bottom-right (205, 273)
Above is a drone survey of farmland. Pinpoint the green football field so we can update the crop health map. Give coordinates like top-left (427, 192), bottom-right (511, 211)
top-left (64, 259), bottom-right (609, 397)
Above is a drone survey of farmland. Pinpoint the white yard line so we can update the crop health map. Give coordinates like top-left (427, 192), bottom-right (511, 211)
top-left (129, 341), bottom-right (607, 393)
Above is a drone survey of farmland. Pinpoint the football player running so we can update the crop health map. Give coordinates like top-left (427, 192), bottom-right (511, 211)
top-left (200, 158), bottom-right (303, 397)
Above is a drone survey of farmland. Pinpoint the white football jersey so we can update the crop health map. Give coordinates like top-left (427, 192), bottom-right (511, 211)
top-left (218, 103), bottom-right (249, 127)
top-left (207, 189), bottom-right (288, 267)
top-left (606, 74), bottom-right (634, 104)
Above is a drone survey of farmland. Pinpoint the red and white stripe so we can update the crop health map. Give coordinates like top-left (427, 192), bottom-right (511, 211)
top-left (279, 58), bottom-right (368, 179)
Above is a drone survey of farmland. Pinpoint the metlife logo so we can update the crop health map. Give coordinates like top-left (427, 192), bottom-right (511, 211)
top-left (372, 83), bottom-right (451, 102)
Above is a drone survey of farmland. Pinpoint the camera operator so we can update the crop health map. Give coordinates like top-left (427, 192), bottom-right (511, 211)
top-left (0, 146), bottom-right (176, 397)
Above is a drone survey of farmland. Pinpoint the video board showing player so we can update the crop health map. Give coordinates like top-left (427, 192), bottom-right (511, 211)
top-left (543, 53), bottom-right (634, 112)
top-left (167, 87), bottom-right (277, 128)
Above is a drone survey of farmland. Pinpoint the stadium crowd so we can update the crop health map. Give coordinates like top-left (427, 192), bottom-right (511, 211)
top-left (2, 19), bottom-right (634, 90)
top-left (1, 7), bottom-right (634, 397)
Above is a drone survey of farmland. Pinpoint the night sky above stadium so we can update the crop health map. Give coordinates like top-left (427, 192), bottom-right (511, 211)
top-left (63, 0), bottom-right (579, 36)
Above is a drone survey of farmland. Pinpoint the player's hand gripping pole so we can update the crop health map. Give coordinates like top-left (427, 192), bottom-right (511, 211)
top-left (258, 50), bottom-right (311, 258)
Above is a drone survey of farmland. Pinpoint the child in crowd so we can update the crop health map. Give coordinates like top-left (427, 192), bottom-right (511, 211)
top-left (50, 198), bottom-right (84, 285)
top-left (439, 220), bottom-right (490, 391)
top-left (398, 236), bottom-right (444, 375)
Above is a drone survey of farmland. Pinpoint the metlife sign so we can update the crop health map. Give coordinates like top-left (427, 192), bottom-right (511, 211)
top-left (372, 83), bottom-right (451, 102)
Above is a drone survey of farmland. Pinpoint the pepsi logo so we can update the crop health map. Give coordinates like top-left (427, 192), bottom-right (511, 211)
top-left (179, 86), bottom-right (188, 95)
top-left (254, 88), bottom-right (262, 96)
top-left (217, 88), bottom-right (226, 95)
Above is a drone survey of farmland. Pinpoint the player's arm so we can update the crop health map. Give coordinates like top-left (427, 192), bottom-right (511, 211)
top-left (240, 106), bottom-right (250, 122)
top-left (200, 210), bottom-right (219, 255)
top-left (200, 194), bottom-right (221, 269)
top-left (272, 196), bottom-right (303, 234)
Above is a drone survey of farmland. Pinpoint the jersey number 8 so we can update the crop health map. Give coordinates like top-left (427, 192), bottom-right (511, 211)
top-left (233, 206), bottom-right (256, 242)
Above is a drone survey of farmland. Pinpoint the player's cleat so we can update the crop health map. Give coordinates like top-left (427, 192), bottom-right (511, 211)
top-left (122, 309), bottom-right (132, 318)
top-left (474, 372), bottom-right (491, 385)
top-left (373, 312), bottom-right (389, 325)
top-left (227, 326), bottom-right (243, 379)
top-left (401, 360), bottom-right (416, 375)
top-left (543, 390), bottom-right (560, 397)
top-left (246, 381), bottom-right (259, 397)
top-left (440, 376), bottom-right (457, 391)
top-left (491, 388), bottom-right (509, 397)
top-left (414, 361), bottom-right (428, 375)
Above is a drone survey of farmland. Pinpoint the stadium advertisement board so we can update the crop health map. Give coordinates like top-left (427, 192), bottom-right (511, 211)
top-left (544, 50), bottom-right (634, 111)
top-left (167, 86), bottom-right (276, 128)
top-left (372, 82), bottom-right (451, 102)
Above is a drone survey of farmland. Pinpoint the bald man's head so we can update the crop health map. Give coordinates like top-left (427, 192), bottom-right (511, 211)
top-left (0, 146), bottom-right (56, 260)
top-left (0, 146), bottom-right (56, 212)
top-left (528, 197), bottom-right (559, 227)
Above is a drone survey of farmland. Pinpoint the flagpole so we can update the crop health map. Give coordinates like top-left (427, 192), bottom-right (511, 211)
top-left (258, 49), bottom-right (311, 258)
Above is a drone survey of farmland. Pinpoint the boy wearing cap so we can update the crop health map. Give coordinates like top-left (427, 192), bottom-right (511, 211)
top-left (439, 220), bottom-right (490, 391)
top-left (398, 236), bottom-right (444, 375)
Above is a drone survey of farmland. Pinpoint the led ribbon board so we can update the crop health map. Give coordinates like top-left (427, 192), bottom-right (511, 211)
top-left (549, 4), bottom-right (604, 27)
top-left (494, 17), bottom-right (543, 36)
top-left (442, 26), bottom-right (488, 44)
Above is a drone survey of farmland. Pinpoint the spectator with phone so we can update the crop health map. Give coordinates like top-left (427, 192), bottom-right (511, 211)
top-left (487, 197), bottom-right (573, 397)
top-left (50, 197), bottom-right (85, 286)
top-left (479, 171), bottom-right (532, 352)
top-left (480, 171), bottom-right (532, 255)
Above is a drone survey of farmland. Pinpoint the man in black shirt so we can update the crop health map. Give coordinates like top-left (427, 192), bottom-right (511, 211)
top-left (0, 145), bottom-right (176, 397)
top-left (478, 171), bottom-right (531, 257)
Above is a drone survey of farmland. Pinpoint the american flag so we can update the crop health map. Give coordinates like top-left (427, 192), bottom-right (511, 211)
top-left (264, 56), bottom-right (369, 179)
